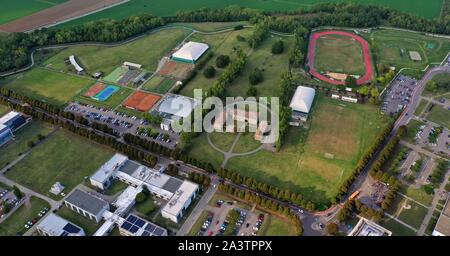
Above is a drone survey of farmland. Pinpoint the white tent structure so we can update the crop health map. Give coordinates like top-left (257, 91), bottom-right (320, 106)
top-left (69, 55), bottom-right (84, 73)
top-left (172, 41), bottom-right (209, 63)
top-left (289, 86), bottom-right (316, 114)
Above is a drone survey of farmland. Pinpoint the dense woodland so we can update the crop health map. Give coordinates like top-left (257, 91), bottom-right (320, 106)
top-left (1, 3), bottom-right (450, 73)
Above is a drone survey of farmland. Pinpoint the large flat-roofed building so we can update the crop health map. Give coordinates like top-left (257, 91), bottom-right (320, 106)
top-left (36, 213), bottom-right (85, 236)
top-left (0, 124), bottom-right (13, 147)
top-left (90, 153), bottom-right (128, 190)
top-left (432, 197), bottom-right (450, 236)
top-left (161, 180), bottom-right (199, 223)
top-left (289, 86), bottom-right (316, 124)
top-left (64, 189), bottom-right (110, 223)
top-left (172, 41), bottom-right (209, 63)
top-left (119, 214), bottom-right (168, 236)
top-left (348, 217), bottom-right (392, 236)
top-left (0, 111), bottom-right (27, 131)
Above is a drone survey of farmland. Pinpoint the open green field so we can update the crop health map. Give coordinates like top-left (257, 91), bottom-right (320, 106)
top-left (5, 130), bottom-right (114, 199)
top-left (414, 99), bottom-right (429, 116)
top-left (42, 28), bottom-right (190, 74)
top-left (0, 120), bottom-right (54, 169)
top-left (388, 196), bottom-right (429, 229)
top-left (424, 73), bottom-right (450, 98)
top-left (232, 132), bottom-right (262, 153)
top-left (209, 132), bottom-right (238, 153)
top-left (190, 93), bottom-right (390, 208)
top-left (314, 34), bottom-right (365, 75)
top-left (56, 206), bottom-right (103, 236)
top-left (379, 217), bottom-right (416, 236)
top-left (259, 215), bottom-right (297, 236)
top-left (2, 68), bottom-right (93, 107)
top-left (426, 106), bottom-right (450, 129)
top-left (0, 105), bottom-right (9, 116)
top-left (74, 85), bottom-right (133, 110)
top-left (179, 28), bottom-right (253, 97)
top-left (0, 0), bottom-right (67, 24)
top-left (0, 196), bottom-right (50, 236)
top-left (142, 75), bottom-right (175, 94)
top-left (59, 0), bottom-right (442, 28)
top-left (369, 29), bottom-right (450, 70)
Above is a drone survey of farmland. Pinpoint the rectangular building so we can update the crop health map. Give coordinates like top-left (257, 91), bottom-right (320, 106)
top-left (119, 214), bottom-right (167, 236)
top-left (64, 189), bottom-right (109, 223)
top-left (0, 111), bottom-right (27, 131)
top-left (0, 124), bottom-right (13, 147)
top-left (37, 213), bottom-right (85, 236)
top-left (349, 217), bottom-right (392, 236)
top-left (172, 41), bottom-right (209, 63)
top-left (161, 180), bottom-right (199, 223)
top-left (289, 86), bottom-right (316, 124)
top-left (90, 153), bottom-right (128, 190)
top-left (433, 197), bottom-right (450, 236)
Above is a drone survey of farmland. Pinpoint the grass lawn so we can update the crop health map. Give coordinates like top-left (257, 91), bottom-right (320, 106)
top-left (369, 29), bottom-right (450, 70)
top-left (187, 210), bottom-right (210, 236)
top-left (414, 99), bottom-right (428, 116)
top-left (2, 68), bottom-right (94, 107)
top-left (59, 0), bottom-right (441, 28)
top-left (423, 73), bottom-right (450, 98)
top-left (42, 28), bottom-right (190, 74)
top-left (5, 130), bottom-right (114, 199)
top-left (0, 105), bottom-right (9, 116)
top-left (314, 34), bottom-right (365, 75)
top-left (0, 0), bottom-right (67, 24)
top-left (186, 134), bottom-right (224, 168)
top-left (226, 93), bottom-right (390, 209)
top-left (179, 28), bottom-right (253, 97)
top-left (108, 227), bottom-right (122, 236)
top-left (0, 121), bottom-right (54, 169)
top-left (259, 215), bottom-right (296, 236)
top-left (74, 86), bottom-right (134, 110)
top-left (135, 197), bottom-right (158, 219)
top-left (389, 196), bottom-right (429, 229)
top-left (405, 119), bottom-right (425, 143)
top-left (56, 206), bottom-right (103, 236)
top-left (426, 106), bottom-right (450, 129)
top-left (0, 196), bottom-right (50, 236)
top-left (209, 132), bottom-right (237, 152)
top-left (400, 184), bottom-right (434, 207)
top-left (104, 180), bottom-right (129, 196)
top-left (232, 132), bottom-right (261, 153)
top-left (379, 217), bottom-right (416, 236)
top-left (142, 76), bottom-right (175, 94)
top-left (425, 216), bottom-right (438, 235)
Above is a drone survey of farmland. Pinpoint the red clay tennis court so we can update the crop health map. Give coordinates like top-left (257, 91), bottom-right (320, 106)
top-left (307, 30), bottom-right (374, 85)
top-left (84, 82), bottom-right (106, 97)
top-left (123, 91), bottom-right (161, 112)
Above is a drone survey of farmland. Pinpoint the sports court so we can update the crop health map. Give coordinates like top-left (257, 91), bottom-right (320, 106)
top-left (83, 82), bottom-right (106, 97)
top-left (157, 60), bottom-right (193, 79)
top-left (92, 85), bottom-right (119, 101)
top-left (307, 30), bottom-right (374, 85)
top-left (123, 91), bottom-right (161, 112)
top-left (103, 66), bottom-right (128, 84)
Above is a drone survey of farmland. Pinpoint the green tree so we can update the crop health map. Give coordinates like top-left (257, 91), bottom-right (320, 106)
top-left (215, 55), bottom-right (230, 68)
top-left (12, 185), bottom-right (23, 200)
top-left (249, 68), bottom-right (263, 85)
top-left (345, 75), bottom-right (357, 87)
top-left (246, 86), bottom-right (258, 97)
top-left (203, 66), bottom-right (216, 78)
top-left (326, 222), bottom-right (339, 235)
top-left (271, 39), bottom-right (284, 54)
top-left (135, 192), bottom-right (147, 203)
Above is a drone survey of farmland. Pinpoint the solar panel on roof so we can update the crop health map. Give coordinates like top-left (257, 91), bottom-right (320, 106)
top-left (153, 228), bottom-right (164, 236)
top-left (145, 224), bottom-right (155, 232)
top-left (127, 215), bottom-right (138, 223)
top-left (135, 219), bottom-right (145, 228)
top-left (141, 231), bottom-right (150, 236)
top-left (121, 222), bottom-right (132, 230)
top-left (61, 231), bottom-right (69, 236)
top-left (129, 225), bottom-right (139, 233)
top-left (63, 223), bottom-right (81, 234)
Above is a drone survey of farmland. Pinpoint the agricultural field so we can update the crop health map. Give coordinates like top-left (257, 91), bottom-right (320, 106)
top-left (59, 0), bottom-right (442, 28)
top-left (368, 29), bottom-right (450, 70)
top-left (74, 85), bottom-right (134, 110)
top-left (0, 121), bottom-right (54, 169)
top-left (314, 34), bottom-right (365, 75)
top-left (0, 197), bottom-right (50, 236)
top-left (5, 130), bottom-right (114, 199)
top-left (426, 106), bottom-right (450, 129)
top-left (0, 0), bottom-right (67, 25)
top-left (1, 68), bottom-right (94, 107)
top-left (41, 27), bottom-right (190, 74)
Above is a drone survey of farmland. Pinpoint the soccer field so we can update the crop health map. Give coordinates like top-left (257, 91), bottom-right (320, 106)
top-left (59, 0), bottom-right (442, 28)
top-left (0, 0), bottom-right (67, 24)
top-left (2, 68), bottom-right (94, 107)
top-left (5, 130), bottom-right (114, 199)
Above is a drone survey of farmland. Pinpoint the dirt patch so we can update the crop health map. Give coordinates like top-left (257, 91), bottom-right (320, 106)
top-left (83, 82), bottom-right (106, 97)
top-left (158, 60), bottom-right (193, 80)
top-left (0, 0), bottom-right (127, 32)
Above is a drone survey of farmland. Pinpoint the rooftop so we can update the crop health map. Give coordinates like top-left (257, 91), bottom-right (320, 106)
top-left (65, 189), bottom-right (109, 216)
top-left (289, 86), bottom-right (316, 114)
top-left (348, 217), bottom-right (392, 236)
top-left (0, 111), bottom-right (21, 124)
top-left (433, 197), bottom-right (450, 236)
top-left (162, 180), bottom-right (199, 217)
top-left (37, 213), bottom-right (84, 236)
top-left (172, 41), bottom-right (209, 62)
top-left (91, 153), bottom-right (128, 183)
top-left (156, 94), bottom-right (200, 119)
top-left (120, 214), bottom-right (167, 236)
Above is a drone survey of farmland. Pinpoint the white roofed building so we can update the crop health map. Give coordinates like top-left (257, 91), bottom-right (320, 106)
top-left (69, 55), bottom-right (84, 73)
top-left (289, 86), bottom-right (316, 124)
top-left (161, 180), bottom-right (199, 223)
top-left (172, 41), bottom-right (209, 63)
top-left (37, 213), bottom-right (85, 236)
top-left (90, 153), bottom-right (128, 190)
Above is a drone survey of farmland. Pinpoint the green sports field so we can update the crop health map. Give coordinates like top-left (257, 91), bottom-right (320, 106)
top-left (369, 29), bottom-right (450, 70)
top-left (42, 28), bottom-right (190, 74)
top-left (0, 0), bottom-right (67, 25)
top-left (2, 68), bottom-right (94, 107)
top-left (59, 0), bottom-right (442, 28)
top-left (314, 34), bottom-right (366, 75)
top-left (5, 130), bottom-right (114, 199)
top-left (142, 75), bottom-right (175, 94)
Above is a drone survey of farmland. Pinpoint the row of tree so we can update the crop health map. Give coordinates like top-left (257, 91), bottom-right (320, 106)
top-left (218, 183), bottom-right (303, 235)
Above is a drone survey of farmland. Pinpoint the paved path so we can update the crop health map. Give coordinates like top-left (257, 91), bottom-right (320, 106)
top-left (397, 192), bottom-right (431, 209)
top-left (400, 141), bottom-right (447, 160)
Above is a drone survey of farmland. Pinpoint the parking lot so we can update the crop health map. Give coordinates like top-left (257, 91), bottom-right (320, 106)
top-left (412, 121), bottom-right (449, 155)
top-left (382, 75), bottom-right (417, 115)
top-left (0, 188), bottom-right (20, 220)
top-left (65, 102), bottom-right (178, 149)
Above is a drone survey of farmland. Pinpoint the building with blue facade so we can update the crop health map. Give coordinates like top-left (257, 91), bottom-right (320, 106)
top-left (0, 124), bottom-right (13, 147)
top-left (0, 111), bottom-right (27, 131)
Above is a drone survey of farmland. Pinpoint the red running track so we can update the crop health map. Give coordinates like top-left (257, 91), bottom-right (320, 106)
top-left (307, 30), bottom-right (374, 85)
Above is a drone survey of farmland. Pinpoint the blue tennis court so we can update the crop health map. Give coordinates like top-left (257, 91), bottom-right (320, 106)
top-left (93, 85), bottom-right (119, 101)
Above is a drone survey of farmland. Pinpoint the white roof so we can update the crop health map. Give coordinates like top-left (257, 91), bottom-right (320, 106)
top-left (37, 213), bottom-right (84, 236)
top-left (0, 111), bottom-right (20, 124)
top-left (157, 94), bottom-right (200, 118)
top-left (161, 180), bottom-right (198, 217)
top-left (91, 153), bottom-right (128, 183)
top-left (0, 124), bottom-right (8, 131)
top-left (123, 61), bottom-right (142, 69)
top-left (69, 55), bottom-right (84, 72)
top-left (349, 217), bottom-right (391, 236)
top-left (172, 41), bottom-right (209, 61)
top-left (289, 86), bottom-right (316, 114)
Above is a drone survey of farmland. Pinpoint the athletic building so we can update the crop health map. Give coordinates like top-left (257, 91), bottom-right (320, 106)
top-left (0, 111), bottom-right (28, 131)
top-left (37, 213), bottom-right (85, 236)
top-left (0, 124), bottom-right (13, 147)
top-left (172, 41), bottom-right (209, 63)
top-left (64, 189), bottom-right (110, 223)
top-left (289, 86), bottom-right (316, 125)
